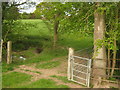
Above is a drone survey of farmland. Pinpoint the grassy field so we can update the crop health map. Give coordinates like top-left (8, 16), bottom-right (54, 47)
top-left (2, 19), bottom-right (93, 88)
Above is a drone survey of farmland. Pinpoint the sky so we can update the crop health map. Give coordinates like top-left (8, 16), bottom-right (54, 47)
top-left (19, 6), bottom-right (36, 13)
top-left (18, 0), bottom-right (42, 13)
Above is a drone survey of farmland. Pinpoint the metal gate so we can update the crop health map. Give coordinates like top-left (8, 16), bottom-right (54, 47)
top-left (68, 48), bottom-right (92, 87)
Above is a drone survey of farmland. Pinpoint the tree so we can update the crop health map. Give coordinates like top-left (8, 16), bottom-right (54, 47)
top-left (2, 2), bottom-right (20, 42)
top-left (59, 2), bottom-right (94, 36)
top-left (58, 2), bottom-right (120, 86)
top-left (2, 1), bottom-right (36, 61)
top-left (35, 2), bottom-right (120, 87)
top-left (34, 2), bottom-right (71, 47)
top-left (92, 2), bottom-right (120, 86)
top-left (2, 1), bottom-right (36, 42)
top-left (92, 2), bottom-right (107, 86)
top-left (105, 2), bottom-right (120, 77)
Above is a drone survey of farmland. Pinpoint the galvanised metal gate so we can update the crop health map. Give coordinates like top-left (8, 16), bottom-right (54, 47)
top-left (68, 48), bottom-right (92, 87)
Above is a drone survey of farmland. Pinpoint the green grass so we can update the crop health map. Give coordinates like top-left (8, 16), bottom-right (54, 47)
top-left (18, 79), bottom-right (69, 88)
top-left (110, 86), bottom-right (118, 89)
top-left (2, 62), bottom-right (18, 73)
top-left (58, 32), bottom-right (93, 50)
top-left (22, 48), bottom-right (67, 64)
top-left (36, 60), bottom-right (61, 69)
top-left (20, 69), bottom-right (42, 74)
top-left (10, 19), bottom-right (93, 65)
top-left (2, 19), bottom-right (94, 88)
top-left (2, 72), bottom-right (32, 88)
top-left (20, 19), bottom-right (51, 36)
top-left (50, 75), bottom-right (72, 83)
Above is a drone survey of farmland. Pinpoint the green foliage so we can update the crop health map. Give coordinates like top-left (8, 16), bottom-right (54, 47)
top-left (34, 2), bottom-right (94, 36)
top-left (2, 2), bottom-right (20, 21)
top-left (59, 2), bottom-right (94, 35)
top-left (35, 2), bottom-right (65, 20)
top-left (105, 2), bottom-right (120, 51)
top-left (36, 60), bottom-right (60, 69)
top-left (95, 39), bottom-right (105, 50)
top-left (18, 79), bottom-right (69, 88)
top-left (108, 77), bottom-right (116, 81)
top-left (20, 13), bottom-right (38, 19)
top-left (2, 72), bottom-right (32, 88)
top-left (4, 20), bottom-right (36, 42)
top-left (2, 2), bottom-right (20, 42)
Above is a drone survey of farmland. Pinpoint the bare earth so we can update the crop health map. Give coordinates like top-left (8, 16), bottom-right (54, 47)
top-left (5, 56), bottom-right (119, 88)
top-left (12, 57), bottom-right (85, 88)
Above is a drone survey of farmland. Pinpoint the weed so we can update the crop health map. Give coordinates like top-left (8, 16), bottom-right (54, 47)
top-left (36, 61), bottom-right (60, 69)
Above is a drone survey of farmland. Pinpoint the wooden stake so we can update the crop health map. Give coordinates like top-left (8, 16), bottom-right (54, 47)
top-left (7, 41), bottom-right (12, 64)
top-left (0, 39), bottom-right (3, 62)
top-left (68, 48), bottom-right (74, 80)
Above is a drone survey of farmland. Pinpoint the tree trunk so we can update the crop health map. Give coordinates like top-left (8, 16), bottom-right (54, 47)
top-left (107, 44), bottom-right (111, 76)
top-left (92, 3), bottom-right (107, 86)
top-left (111, 39), bottom-right (117, 77)
top-left (0, 39), bottom-right (3, 62)
top-left (53, 14), bottom-right (60, 47)
top-left (110, 5), bottom-right (118, 77)
top-left (0, 3), bottom-right (2, 63)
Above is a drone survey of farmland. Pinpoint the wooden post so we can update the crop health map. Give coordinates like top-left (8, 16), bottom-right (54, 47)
top-left (7, 41), bottom-right (12, 64)
top-left (0, 39), bottom-right (3, 62)
top-left (68, 48), bottom-right (74, 80)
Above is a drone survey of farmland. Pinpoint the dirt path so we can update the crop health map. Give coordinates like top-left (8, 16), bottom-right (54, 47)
top-left (11, 56), bottom-right (85, 88)
top-left (13, 65), bottom-right (84, 88)
top-left (4, 56), bottom-right (119, 88)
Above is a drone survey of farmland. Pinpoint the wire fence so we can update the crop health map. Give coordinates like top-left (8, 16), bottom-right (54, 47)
top-left (73, 47), bottom-right (120, 87)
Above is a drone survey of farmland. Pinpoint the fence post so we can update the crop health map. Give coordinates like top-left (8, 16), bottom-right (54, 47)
top-left (68, 48), bottom-right (74, 80)
top-left (0, 39), bottom-right (3, 62)
top-left (7, 41), bottom-right (12, 64)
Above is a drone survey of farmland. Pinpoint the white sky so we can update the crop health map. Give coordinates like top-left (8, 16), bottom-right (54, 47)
top-left (19, 6), bottom-right (36, 13)
top-left (17, 0), bottom-right (42, 13)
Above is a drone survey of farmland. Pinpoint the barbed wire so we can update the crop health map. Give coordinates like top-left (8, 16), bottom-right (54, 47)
top-left (75, 46), bottom-right (93, 53)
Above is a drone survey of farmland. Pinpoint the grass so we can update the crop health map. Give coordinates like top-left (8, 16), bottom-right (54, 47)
top-left (110, 86), bottom-right (118, 89)
top-left (2, 62), bottom-right (17, 73)
top-left (23, 48), bottom-right (67, 64)
top-left (50, 75), bottom-right (83, 87)
top-left (36, 60), bottom-right (61, 69)
top-left (58, 32), bottom-right (93, 50)
top-left (20, 19), bottom-right (51, 36)
top-left (20, 69), bottom-right (42, 74)
top-left (50, 75), bottom-right (72, 83)
top-left (18, 79), bottom-right (69, 88)
top-left (2, 19), bottom-right (94, 88)
top-left (3, 19), bottom-right (92, 66)
top-left (2, 72), bottom-right (32, 88)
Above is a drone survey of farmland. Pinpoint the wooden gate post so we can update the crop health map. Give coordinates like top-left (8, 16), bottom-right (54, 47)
top-left (0, 39), bottom-right (3, 62)
top-left (68, 48), bottom-right (74, 80)
top-left (7, 41), bottom-right (12, 64)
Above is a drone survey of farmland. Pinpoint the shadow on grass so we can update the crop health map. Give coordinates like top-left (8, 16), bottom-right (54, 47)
top-left (12, 35), bottom-right (52, 52)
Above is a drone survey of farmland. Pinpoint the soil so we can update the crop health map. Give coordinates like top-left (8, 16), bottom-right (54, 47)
top-left (12, 56), bottom-right (85, 88)
top-left (4, 56), bottom-right (119, 88)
